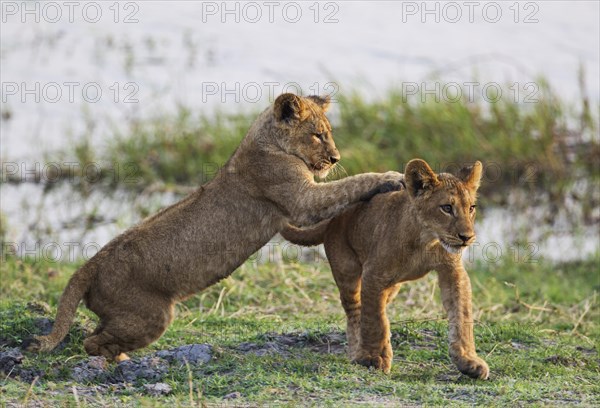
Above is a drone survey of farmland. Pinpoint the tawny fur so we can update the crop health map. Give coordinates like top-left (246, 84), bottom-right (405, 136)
top-left (281, 159), bottom-right (489, 379)
top-left (28, 93), bottom-right (404, 360)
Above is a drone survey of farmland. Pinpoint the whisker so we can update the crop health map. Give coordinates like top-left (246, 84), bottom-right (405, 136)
top-left (326, 164), bottom-right (336, 181)
top-left (327, 163), bottom-right (341, 181)
top-left (336, 163), bottom-right (349, 179)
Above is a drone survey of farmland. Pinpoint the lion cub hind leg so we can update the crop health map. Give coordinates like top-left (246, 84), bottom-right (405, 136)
top-left (353, 272), bottom-right (395, 374)
top-left (84, 300), bottom-right (174, 362)
top-left (83, 330), bottom-right (123, 361)
top-left (328, 247), bottom-right (363, 361)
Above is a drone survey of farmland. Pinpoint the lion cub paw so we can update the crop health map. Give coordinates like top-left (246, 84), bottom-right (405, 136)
top-left (353, 351), bottom-right (392, 374)
top-left (379, 171), bottom-right (406, 193)
top-left (454, 355), bottom-right (489, 380)
top-left (362, 172), bottom-right (405, 201)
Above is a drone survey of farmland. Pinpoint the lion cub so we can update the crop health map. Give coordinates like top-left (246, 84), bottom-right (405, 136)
top-left (28, 93), bottom-right (404, 361)
top-left (282, 159), bottom-right (489, 379)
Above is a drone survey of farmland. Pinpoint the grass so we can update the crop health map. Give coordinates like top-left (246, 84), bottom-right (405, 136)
top-left (1, 253), bottom-right (598, 406)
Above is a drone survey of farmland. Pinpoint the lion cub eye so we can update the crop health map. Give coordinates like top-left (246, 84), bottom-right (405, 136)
top-left (441, 205), bottom-right (453, 214)
top-left (313, 133), bottom-right (325, 142)
top-left (469, 205), bottom-right (477, 213)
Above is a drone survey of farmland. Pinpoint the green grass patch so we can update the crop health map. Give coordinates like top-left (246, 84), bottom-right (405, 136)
top-left (1, 254), bottom-right (598, 406)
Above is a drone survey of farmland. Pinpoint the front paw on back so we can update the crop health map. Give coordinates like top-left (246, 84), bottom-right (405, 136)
top-left (363, 174), bottom-right (405, 201)
top-left (377, 181), bottom-right (403, 194)
top-left (455, 355), bottom-right (490, 380)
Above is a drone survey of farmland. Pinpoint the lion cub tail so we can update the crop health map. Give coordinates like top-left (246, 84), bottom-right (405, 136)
top-left (27, 263), bottom-right (97, 353)
top-left (280, 220), bottom-right (329, 246)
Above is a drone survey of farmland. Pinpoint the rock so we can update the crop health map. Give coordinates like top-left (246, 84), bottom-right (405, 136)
top-left (0, 347), bottom-right (24, 374)
top-left (18, 368), bottom-right (45, 383)
top-left (223, 391), bottom-right (242, 399)
top-left (114, 357), bottom-right (168, 382)
top-left (71, 356), bottom-right (109, 383)
top-left (71, 346), bottom-right (208, 385)
top-left (32, 318), bottom-right (54, 335)
top-left (155, 344), bottom-right (212, 365)
top-left (143, 382), bottom-right (172, 396)
top-left (0, 348), bottom-right (42, 382)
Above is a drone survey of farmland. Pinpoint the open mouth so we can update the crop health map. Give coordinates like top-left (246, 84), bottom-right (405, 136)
top-left (294, 154), bottom-right (333, 178)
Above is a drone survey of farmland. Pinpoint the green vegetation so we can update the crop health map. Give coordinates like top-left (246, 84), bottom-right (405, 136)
top-left (51, 81), bottom-right (598, 212)
top-left (1, 254), bottom-right (598, 406)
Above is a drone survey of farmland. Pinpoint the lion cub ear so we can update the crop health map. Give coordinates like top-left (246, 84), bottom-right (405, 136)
top-left (307, 95), bottom-right (331, 112)
top-left (405, 159), bottom-right (440, 197)
top-left (458, 161), bottom-right (483, 193)
top-left (274, 93), bottom-right (310, 124)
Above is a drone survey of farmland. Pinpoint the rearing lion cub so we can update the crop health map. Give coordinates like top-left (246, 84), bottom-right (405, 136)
top-left (28, 94), bottom-right (404, 361)
top-left (282, 159), bottom-right (489, 379)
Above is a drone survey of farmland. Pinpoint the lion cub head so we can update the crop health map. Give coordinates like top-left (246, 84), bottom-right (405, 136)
top-left (405, 159), bottom-right (483, 254)
top-left (273, 93), bottom-right (340, 178)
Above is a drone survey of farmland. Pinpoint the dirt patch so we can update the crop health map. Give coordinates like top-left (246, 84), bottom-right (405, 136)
top-left (68, 344), bottom-right (212, 384)
top-left (0, 348), bottom-right (44, 383)
top-left (1, 343), bottom-right (212, 392)
top-left (4, 332), bottom-right (349, 398)
top-left (70, 356), bottom-right (111, 383)
top-left (543, 355), bottom-right (586, 367)
top-left (302, 332), bottom-right (346, 355)
top-left (237, 341), bottom-right (291, 357)
top-left (266, 331), bottom-right (346, 354)
top-left (391, 328), bottom-right (440, 351)
top-left (575, 346), bottom-right (597, 356)
top-left (237, 331), bottom-right (347, 357)
top-left (65, 347), bottom-right (210, 396)
top-left (0, 348), bottom-right (24, 375)
top-left (445, 388), bottom-right (499, 403)
top-left (113, 357), bottom-right (169, 383)
top-left (510, 341), bottom-right (534, 350)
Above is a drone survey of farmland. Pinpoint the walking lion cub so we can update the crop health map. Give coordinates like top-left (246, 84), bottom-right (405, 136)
top-left (282, 159), bottom-right (489, 379)
top-left (28, 93), bottom-right (404, 361)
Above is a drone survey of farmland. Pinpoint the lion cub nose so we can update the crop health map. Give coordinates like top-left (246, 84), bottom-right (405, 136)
top-left (329, 155), bottom-right (340, 164)
top-left (458, 233), bottom-right (474, 244)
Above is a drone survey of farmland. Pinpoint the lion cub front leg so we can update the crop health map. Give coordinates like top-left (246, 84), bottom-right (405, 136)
top-left (288, 172), bottom-right (404, 226)
top-left (437, 264), bottom-right (489, 379)
top-left (353, 274), bottom-right (394, 373)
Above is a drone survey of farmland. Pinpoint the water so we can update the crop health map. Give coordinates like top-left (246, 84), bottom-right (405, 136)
top-left (1, 1), bottom-right (598, 158)
top-left (2, 183), bottom-right (597, 264)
